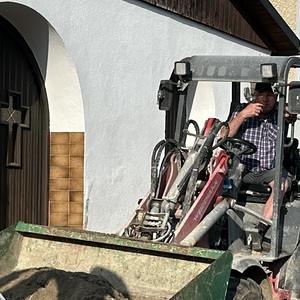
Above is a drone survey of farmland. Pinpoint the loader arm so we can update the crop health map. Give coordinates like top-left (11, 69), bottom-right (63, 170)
top-left (122, 120), bottom-right (230, 243)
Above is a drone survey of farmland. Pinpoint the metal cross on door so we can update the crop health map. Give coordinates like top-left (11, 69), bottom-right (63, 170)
top-left (0, 91), bottom-right (30, 167)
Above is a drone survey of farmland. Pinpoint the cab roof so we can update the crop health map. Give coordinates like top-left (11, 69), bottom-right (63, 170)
top-left (183, 55), bottom-right (300, 82)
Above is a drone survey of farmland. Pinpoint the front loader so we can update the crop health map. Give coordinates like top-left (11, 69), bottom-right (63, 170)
top-left (121, 55), bottom-right (300, 299)
top-left (0, 222), bottom-right (232, 299)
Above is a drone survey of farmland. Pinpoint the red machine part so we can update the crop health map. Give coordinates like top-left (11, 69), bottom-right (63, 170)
top-left (269, 272), bottom-right (292, 300)
top-left (174, 149), bottom-right (229, 243)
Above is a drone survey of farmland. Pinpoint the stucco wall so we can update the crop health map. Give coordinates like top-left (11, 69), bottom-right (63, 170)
top-left (0, 0), bottom-right (271, 233)
top-left (271, 0), bottom-right (297, 31)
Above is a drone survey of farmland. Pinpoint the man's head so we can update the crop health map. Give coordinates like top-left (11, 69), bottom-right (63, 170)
top-left (254, 82), bottom-right (277, 115)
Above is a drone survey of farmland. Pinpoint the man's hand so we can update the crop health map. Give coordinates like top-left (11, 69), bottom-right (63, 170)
top-left (223, 103), bottom-right (263, 137)
top-left (240, 102), bottom-right (263, 118)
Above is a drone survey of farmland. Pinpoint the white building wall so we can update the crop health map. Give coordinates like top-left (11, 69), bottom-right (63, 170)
top-left (0, 0), bottom-right (271, 233)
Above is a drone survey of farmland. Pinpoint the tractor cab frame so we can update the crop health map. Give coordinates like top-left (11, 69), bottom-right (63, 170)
top-left (158, 55), bottom-right (300, 261)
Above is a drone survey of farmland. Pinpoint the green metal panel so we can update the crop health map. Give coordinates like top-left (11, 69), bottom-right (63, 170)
top-left (171, 251), bottom-right (232, 300)
top-left (12, 221), bottom-right (224, 260)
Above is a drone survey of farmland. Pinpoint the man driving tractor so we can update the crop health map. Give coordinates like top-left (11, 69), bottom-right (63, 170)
top-left (222, 82), bottom-right (297, 248)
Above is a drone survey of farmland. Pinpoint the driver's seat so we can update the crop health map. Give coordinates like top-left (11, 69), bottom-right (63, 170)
top-left (238, 138), bottom-right (300, 203)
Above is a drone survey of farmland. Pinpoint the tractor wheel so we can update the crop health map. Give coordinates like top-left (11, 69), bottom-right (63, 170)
top-left (225, 276), bottom-right (265, 300)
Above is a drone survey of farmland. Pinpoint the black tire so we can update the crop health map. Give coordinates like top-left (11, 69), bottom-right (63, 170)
top-left (225, 276), bottom-right (265, 300)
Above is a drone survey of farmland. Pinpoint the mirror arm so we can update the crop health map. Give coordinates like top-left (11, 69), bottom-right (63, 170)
top-left (284, 123), bottom-right (294, 148)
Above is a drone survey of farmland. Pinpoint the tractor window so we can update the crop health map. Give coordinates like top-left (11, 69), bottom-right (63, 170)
top-left (185, 81), bottom-right (232, 147)
top-left (186, 81), bottom-right (234, 125)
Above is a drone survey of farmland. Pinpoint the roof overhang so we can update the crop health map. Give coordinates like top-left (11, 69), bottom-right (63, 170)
top-left (229, 0), bottom-right (300, 55)
top-left (140, 0), bottom-right (300, 56)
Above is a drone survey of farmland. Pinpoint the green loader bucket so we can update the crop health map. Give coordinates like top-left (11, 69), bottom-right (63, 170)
top-left (0, 222), bottom-right (232, 299)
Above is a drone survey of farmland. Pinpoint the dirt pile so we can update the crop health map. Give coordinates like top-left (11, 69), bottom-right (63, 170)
top-left (0, 267), bottom-right (128, 300)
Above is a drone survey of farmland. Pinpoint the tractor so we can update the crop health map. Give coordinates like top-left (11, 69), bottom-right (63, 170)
top-left (121, 55), bottom-right (300, 299)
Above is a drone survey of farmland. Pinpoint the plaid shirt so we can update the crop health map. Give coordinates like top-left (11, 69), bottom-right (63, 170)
top-left (230, 103), bottom-right (278, 172)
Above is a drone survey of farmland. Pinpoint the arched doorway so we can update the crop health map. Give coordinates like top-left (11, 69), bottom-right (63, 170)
top-left (0, 16), bottom-right (49, 230)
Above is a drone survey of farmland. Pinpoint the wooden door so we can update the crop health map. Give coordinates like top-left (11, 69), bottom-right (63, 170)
top-left (0, 17), bottom-right (49, 230)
